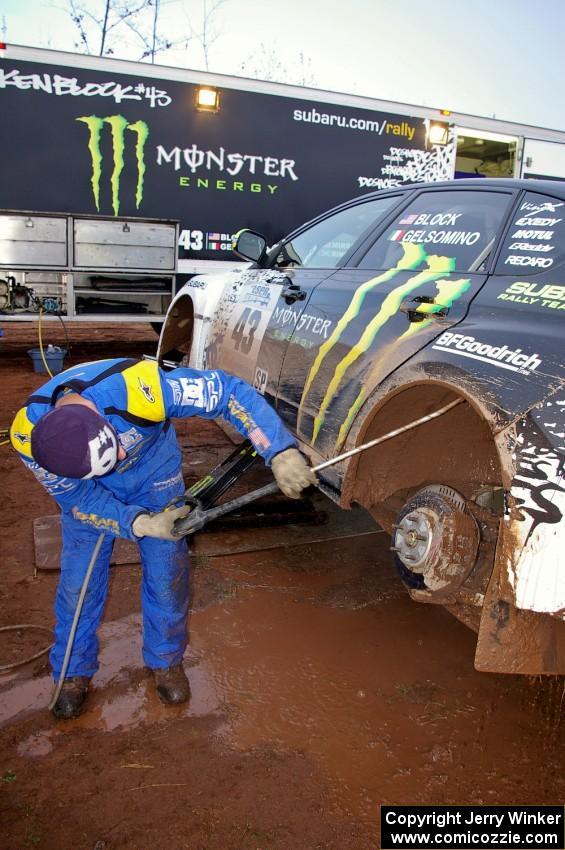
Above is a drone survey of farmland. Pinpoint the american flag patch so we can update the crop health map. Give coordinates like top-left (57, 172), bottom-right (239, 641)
top-left (249, 427), bottom-right (271, 452)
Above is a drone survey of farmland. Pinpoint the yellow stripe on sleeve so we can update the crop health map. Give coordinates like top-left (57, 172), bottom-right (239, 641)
top-left (10, 407), bottom-right (35, 458)
top-left (122, 360), bottom-right (166, 422)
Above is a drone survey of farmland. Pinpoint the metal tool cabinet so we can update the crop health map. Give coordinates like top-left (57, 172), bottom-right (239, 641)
top-left (0, 211), bottom-right (179, 322)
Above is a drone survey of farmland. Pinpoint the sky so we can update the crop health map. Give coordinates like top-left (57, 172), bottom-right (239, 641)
top-left (1, 0), bottom-right (565, 131)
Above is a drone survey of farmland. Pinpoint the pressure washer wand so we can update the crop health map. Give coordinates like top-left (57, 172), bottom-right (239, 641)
top-left (173, 398), bottom-right (463, 537)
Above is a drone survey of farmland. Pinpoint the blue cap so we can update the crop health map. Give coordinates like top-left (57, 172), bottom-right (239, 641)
top-left (31, 404), bottom-right (119, 479)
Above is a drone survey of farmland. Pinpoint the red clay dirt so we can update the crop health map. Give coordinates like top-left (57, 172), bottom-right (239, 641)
top-left (1, 322), bottom-right (565, 850)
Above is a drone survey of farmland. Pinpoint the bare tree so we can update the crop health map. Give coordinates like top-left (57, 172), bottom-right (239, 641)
top-left (186, 0), bottom-right (229, 70)
top-left (239, 42), bottom-right (317, 87)
top-left (63, 0), bottom-right (212, 64)
top-left (121, 0), bottom-right (192, 63)
top-left (60, 0), bottom-right (232, 66)
top-left (65, 0), bottom-right (152, 56)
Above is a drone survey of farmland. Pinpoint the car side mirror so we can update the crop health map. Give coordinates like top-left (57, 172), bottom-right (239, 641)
top-left (232, 229), bottom-right (267, 264)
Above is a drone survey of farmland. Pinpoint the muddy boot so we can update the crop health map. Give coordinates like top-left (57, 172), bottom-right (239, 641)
top-left (152, 665), bottom-right (190, 705)
top-left (51, 676), bottom-right (91, 719)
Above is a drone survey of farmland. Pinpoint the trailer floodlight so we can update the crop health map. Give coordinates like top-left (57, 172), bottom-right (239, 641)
top-left (428, 121), bottom-right (449, 146)
top-left (196, 87), bottom-right (220, 112)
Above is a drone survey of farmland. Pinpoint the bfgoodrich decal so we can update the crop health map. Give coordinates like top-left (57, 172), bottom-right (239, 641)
top-left (432, 331), bottom-right (542, 374)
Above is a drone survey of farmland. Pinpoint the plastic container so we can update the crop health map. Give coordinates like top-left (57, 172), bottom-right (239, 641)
top-left (27, 345), bottom-right (67, 375)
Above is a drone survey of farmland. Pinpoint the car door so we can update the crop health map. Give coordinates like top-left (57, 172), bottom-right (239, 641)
top-left (274, 187), bottom-right (518, 457)
top-left (251, 193), bottom-right (406, 403)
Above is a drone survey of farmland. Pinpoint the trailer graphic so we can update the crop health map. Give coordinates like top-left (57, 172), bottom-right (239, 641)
top-left (77, 115), bottom-right (149, 216)
top-left (0, 46), bottom-right (459, 267)
top-left (2, 44), bottom-right (565, 276)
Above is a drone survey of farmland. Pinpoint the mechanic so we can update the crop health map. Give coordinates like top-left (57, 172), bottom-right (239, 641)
top-left (10, 357), bottom-right (316, 719)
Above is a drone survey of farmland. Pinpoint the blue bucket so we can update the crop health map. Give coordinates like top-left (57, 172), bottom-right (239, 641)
top-left (28, 346), bottom-right (67, 375)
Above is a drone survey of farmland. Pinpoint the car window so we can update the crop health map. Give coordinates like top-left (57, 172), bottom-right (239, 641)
top-left (357, 190), bottom-right (512, 272)
top-left (494, 191), bottom-right (565, 274)
top-left (272, 196), bottom-right (400, 269)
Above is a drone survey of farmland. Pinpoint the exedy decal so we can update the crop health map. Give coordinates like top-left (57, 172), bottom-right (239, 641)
top-left (298, 242), bottom-right (471, 447)
top-left (77, 115), bottom-right (149, 216)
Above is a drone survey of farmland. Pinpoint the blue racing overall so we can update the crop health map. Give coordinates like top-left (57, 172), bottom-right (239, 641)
top-left (11, 358), bottom-right (296, 679)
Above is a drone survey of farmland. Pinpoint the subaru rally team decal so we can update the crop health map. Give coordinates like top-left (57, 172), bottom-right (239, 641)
top-left (0, 57), bottom-right (453, 260)
top-left (498, 281), bottom-right (565, 311)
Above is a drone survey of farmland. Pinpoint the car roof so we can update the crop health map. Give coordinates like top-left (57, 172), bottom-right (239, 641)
top-left (360, 177), bottom-right (565, 200)
top-left (279, 177), bottom-right (565, 244)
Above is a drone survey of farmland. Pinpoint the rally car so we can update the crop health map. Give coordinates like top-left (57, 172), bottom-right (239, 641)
top-left (158, 179), bottom-right (565, 675)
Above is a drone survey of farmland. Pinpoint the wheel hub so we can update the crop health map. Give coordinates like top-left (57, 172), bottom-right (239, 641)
top-left (392, 485), bottom-right (480, 594)
top-left (394, 512), bottom-right (433, 572)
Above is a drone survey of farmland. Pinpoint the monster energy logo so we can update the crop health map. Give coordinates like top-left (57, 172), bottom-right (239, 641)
top-left (77, 115), bottom-right (149, 217)
top-left (298, 242), bottom-right (472, 449)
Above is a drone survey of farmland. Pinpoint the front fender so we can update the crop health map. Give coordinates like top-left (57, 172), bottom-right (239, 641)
top-left (157, 273), bottom-right (232, 368)
top-left (493, 394), bottom-right (565, 618)
top-left (476, 395), bottom-right (565, 673)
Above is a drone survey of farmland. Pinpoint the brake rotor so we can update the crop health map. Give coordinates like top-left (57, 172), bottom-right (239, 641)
top-left (393, 485), bottom-right (480, 594)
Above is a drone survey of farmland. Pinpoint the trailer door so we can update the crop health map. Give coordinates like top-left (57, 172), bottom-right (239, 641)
top-left (521, 139), bottom-right (565, 180)
top-left (455, 127), bottom-right (518, 178)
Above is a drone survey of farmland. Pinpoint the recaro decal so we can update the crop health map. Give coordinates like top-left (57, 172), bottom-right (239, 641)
top-left (77, 115), bottom-right (149, 216)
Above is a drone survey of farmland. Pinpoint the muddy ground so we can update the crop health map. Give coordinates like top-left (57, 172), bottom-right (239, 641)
top-left (1, 322), bottom-right (565, 850)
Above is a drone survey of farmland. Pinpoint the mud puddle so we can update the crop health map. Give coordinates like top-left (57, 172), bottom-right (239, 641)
top-left (3, 528), bottom-right (565, 827)
top-left (187, 539), bottom-right (565, 819)
top-left (2, 613), bottom-right (220, 740)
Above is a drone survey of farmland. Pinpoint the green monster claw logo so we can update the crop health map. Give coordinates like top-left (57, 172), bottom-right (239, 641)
top-left (76, 115), bottom-right (149, 216)
top-left (334, 275), bottom-right (472, 448)
top-left (298, 242), bottom-right (472, 447)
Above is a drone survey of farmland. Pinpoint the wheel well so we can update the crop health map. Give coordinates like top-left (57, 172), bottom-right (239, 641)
top-left (345, 383), bottom-right (502, 531)
top-left (158, 296), bottom-right (194, 364)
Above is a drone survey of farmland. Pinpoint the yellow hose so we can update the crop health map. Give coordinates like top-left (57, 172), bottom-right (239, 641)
top-left (38, 307), bottom-right (54, 378)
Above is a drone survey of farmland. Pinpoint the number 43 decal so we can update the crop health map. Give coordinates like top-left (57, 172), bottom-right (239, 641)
top-left (231, 307), bottom-right (262, 354)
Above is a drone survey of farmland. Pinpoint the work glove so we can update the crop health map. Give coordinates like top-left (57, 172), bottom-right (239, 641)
top-left (271, 448), bottom-right (317, 499)
top-left (132, 505), bottom-right (191, 540)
